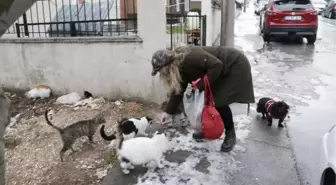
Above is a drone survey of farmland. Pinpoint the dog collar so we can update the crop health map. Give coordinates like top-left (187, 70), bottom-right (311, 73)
top-left (265, 100), bottom-right (275, 113)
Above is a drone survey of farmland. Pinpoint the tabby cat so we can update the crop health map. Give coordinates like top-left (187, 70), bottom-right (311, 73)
top-left (44, 109), bottom-right (106, 162)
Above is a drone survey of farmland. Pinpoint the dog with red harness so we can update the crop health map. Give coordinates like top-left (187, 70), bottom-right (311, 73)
top-left (256, 97), bottom-right (290, 128)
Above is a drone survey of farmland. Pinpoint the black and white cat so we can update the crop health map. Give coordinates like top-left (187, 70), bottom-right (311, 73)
top-left (100, 116), bottom-right (153, 148)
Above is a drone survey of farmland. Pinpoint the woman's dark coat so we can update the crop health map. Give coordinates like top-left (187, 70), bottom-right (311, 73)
top-left (165, 46), bottom-right (255, 115)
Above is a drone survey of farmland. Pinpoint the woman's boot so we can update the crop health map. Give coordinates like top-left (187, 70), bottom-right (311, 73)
top-left (192, 132), bottom-right (204, 142)
top-left (221, 129), bottom-right (236, 152)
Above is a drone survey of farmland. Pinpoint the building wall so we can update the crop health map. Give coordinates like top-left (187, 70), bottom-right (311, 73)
top-left (0, 0), bottom-right (168, 104)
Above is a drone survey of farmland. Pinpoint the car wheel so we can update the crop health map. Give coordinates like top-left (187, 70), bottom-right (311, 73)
top-left (263, 33), bottom-right (271, 43)
top-left (307, 34), bottom-right (317, 44)
top-left (321, 10), bottom-right (325, 17)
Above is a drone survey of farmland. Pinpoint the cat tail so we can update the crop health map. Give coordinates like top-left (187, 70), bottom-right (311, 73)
top-left (116, 119), bottom-right (125, 150)
top-left (100, 125), bottom-right (117, 141)
top-left (44, 110), bottom-right (63, 132)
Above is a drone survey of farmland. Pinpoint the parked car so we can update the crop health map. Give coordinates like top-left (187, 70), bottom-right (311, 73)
top-left (254, 0), bottom-right (269, 15)
top-left (312, 0), bottom-right (328, 14)
top-left (259, 3), bottom-right (268, 34)
top-left (321, 0), bottom-right (336, 18)
top-left (260, 0), bottom-right (318, 44)
top-left (319, 124), bottom-right (336, 185)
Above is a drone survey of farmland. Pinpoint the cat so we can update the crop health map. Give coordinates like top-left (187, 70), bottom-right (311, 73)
top-left (25, 84), bottom-right (52, 100)
top-left (116, 129), bottom-right (170, 174)
top-left (44, 109), bottom-right (106, 162)
top-left (100, 116), bottom-right (153, 148)
top-left (84, 91), bottom-right (93, 99)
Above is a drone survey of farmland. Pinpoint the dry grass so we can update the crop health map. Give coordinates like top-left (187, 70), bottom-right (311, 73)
top-left (4, 90), bottom-right (161, 185)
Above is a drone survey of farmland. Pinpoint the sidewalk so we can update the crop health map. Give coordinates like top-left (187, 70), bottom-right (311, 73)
top-left (101, 5), bottom-right (300, 185)
top-left (230, 6), bottom-right (300, 185)
top-left (102, 110), bottom-right (253, 185)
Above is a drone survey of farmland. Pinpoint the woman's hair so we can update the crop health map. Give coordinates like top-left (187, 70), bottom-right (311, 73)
top-left (159, 46), bottom-right (191, 95)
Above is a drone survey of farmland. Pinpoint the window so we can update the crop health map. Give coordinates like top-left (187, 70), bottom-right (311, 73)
top-left (273, 0), bottom-right (314, 10)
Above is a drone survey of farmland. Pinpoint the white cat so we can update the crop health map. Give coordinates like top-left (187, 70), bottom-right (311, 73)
top-left (25, 85), bottom-right (51, 100)
top-left (116, 131), bottom-right (170, 174)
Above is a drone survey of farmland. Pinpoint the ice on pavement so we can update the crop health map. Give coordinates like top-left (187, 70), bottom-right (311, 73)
top-left (234, 5), bottom-right (261, 52)
top-left (135, 115), bottom-right (252, 185)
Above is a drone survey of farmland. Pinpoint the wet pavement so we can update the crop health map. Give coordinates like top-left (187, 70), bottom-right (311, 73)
top-left (102, 7), bottom-right (336, 185)
top-left (234, 9), bottom-right (336, 185)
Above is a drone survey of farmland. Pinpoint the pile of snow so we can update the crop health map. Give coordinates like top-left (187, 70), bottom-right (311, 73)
top-left (55, 92), bottom-right (106, 109)
top-left (135, 115), bottom-right (252, 185)
top-left (56, 92), bottom-right (82, 104)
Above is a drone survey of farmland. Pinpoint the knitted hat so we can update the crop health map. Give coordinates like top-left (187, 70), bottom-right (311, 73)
top-left (151, 49), bottom-right (173, 76)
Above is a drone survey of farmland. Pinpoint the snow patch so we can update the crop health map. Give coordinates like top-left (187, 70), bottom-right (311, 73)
top-left (96, 168), bottom-right (108, 179)
top-left (135, 114), bottom-right (252, 185)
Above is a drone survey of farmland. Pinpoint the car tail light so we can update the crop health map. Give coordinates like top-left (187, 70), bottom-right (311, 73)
top-left (310, 11), bottom-right (318, 15)
top-left (266, 11), bottom-right (277, 16)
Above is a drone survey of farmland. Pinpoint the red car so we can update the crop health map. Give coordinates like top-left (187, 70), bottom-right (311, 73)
top-left (261, 0), bottom-right (318, 44)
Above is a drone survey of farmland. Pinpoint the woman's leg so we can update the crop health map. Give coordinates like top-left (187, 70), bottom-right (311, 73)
top-left (217, 105), bottom-right (234, 131)
top-left (217, 105), bottom-right (236, 152)
top-left (192, 105), bottom-right (236, 152)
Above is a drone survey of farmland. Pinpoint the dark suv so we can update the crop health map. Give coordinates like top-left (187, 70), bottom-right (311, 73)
top-left (322, 0), bottom-right (336, 19)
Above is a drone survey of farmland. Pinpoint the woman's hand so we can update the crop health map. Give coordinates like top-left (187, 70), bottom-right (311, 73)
top-left (160, 113), bottom-right (173, 126)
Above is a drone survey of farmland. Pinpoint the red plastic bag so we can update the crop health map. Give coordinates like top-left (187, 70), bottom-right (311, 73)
top-left (201, 75), bottom-right (225, 140)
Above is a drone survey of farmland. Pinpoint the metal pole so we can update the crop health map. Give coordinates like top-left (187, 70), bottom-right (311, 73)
top-left (220, 0), bottom-right (235, 47)
top-left (244, 0), bottom-right (247, 12)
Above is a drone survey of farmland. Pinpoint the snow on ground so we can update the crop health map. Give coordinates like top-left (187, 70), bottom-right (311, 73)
top-left (234, 5), bottom-right (261, 53)
top-left (135, 115), bottom-right (253, 185)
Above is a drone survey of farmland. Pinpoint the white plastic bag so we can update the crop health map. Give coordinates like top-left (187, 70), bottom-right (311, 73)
top-left (183, 85), bottom-right (204, 131)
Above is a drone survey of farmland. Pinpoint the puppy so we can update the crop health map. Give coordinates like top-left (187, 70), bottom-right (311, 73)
top-left (256, 97), bottom-right (290, 128)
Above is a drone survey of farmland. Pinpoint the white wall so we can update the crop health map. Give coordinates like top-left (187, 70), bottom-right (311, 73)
top-left (0, 0), bottom-right (168, 104)
top-left (202, 0), bottom-right (240, 46)
top-left (202, 0), bottom-right (221, 46)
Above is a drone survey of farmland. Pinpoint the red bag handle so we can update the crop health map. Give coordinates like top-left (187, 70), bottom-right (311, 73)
top-left (192, 78), bottom-right (201, 88)
top-left (204, 75), bottom-right (214, 106)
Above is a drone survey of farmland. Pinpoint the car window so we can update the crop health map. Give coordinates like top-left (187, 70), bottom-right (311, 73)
top-left (273, 0), bottom-right (314, 10)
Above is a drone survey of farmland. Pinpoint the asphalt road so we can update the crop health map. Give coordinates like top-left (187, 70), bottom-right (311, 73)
top-left (232, 13), bottom-right (336, 185)
top-left (101, 12), bottom-right (336, 185)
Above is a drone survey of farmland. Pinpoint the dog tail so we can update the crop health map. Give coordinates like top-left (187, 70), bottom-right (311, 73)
top-left (100, 125), bottom-right (117, 141)
top-left (44, 110), bottom-right (62, 132)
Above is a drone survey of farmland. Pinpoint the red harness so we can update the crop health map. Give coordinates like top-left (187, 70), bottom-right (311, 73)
top-left (265, 100), bottom-right (275, 115)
